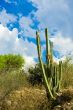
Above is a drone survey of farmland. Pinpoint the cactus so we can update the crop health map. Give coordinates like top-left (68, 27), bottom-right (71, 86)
top-left (36, 28), bottom-right (62, 99)
top-left (36, 31), bottom-right (55, 99)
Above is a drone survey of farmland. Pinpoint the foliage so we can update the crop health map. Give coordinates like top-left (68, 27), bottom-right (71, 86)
top-left (28, 63), bottom-right (43, 85)
top-left (0, 54), bottom-right (24, 73)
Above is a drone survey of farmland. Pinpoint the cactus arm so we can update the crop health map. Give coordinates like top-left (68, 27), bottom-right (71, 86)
top-left (36, 31), bottom-right (41, 59)
top-left (45, 28), bottom-right (49, 64)
top-left (58, 61), bottom-right (62, 90)
top-left (36, 31), bottom-right (55, 99)
top-left (49, 41), bottom-right (53, 63)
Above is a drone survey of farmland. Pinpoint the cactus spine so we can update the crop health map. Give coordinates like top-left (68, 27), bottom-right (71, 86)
top-left (36, 28), bottom-right (62, 99)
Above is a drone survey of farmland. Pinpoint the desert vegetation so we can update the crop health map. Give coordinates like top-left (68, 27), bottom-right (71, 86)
top-left (0, 29), bottom-right (73, 110)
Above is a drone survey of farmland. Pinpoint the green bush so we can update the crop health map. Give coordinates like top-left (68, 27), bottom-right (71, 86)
top-left (28, 64), bottom-right (42, 85)
top-left (0, 54), bottom-right (24, 73)
top-left (28, 63), bottom-right (48, 86)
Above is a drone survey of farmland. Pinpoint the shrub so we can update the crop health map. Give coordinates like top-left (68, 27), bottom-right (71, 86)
top-left (28, 63), bottom-right (43, 86)
top-left (62, 57), bottom-right (73, 88)
top-left (0, 54), bottom-right (24, 73)
top-left (0, 70), bottom-right (29, 102)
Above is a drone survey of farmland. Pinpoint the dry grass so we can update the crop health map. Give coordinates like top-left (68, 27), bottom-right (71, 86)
top-left (0, 86), bottom-right (73, 110)
top-left (0, 87), bottom-right (49, 110)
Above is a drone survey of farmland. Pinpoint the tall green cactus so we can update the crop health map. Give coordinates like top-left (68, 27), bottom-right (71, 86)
top-left (36, 28), bottom-right (62, 99)
top-left (36, 31), bottom-right (55, 99)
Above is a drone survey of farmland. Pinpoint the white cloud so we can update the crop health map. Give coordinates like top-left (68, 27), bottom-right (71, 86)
top-left (14, 38), bottom-right (37, 58)
top-left (29, 0), bottom-right (69, 12)
top-left (28, 0), bottom-right (72, 38)
top-left (0, 24), bottom-right (37, 58)
top-left (23, 56), bottom-right (36, 71)
top-left (5, 0), bottom-right (17, 5)
top-left (29, 0), bottom-right (69, 26)
top-left (50, 32), bottom-right (73, 57)
top-left (5, 0), bottom-right (12, 3)
top-left (53, 56), bottom-right (66, 64)
top-left (0, 24), bottom-right (18, 54)
top-left (19, 16), bottom-right (36, 38)
top-left (18, 0), bottom-right (69, 40)
top-left (0, 9), bottom-right (17, 26)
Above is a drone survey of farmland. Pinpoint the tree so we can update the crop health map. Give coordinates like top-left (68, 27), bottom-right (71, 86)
top-left (0, 54), bottom-right (25, 73)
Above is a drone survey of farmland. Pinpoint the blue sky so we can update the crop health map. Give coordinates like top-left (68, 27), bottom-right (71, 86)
top-left (0, 0), bottom-right (73, 63)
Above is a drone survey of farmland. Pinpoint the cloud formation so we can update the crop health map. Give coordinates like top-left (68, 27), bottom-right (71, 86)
top-left (0, 9), bottom-right (17, 26)
top-left (0, 24), bottom-right (37, 58)
top-left (0, 0), bottom-right (73, 62)
top-left (0, 24), bottom-right (37, 68)
top-left (5, 0), bottom-right (17, 5)
top-left (50, 32), bottom-right (73, 57)
top-left (19, 16), bottom-right (36, 38)
top-left (28, 0), bottom-right (73, 38)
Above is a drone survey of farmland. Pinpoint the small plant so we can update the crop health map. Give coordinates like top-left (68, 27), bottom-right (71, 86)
top-left (36, 28), bottom-right (62, 99)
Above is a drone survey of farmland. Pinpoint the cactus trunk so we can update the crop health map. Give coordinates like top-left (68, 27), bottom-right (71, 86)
top-left (36, 28), bottom-right (62, 100)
